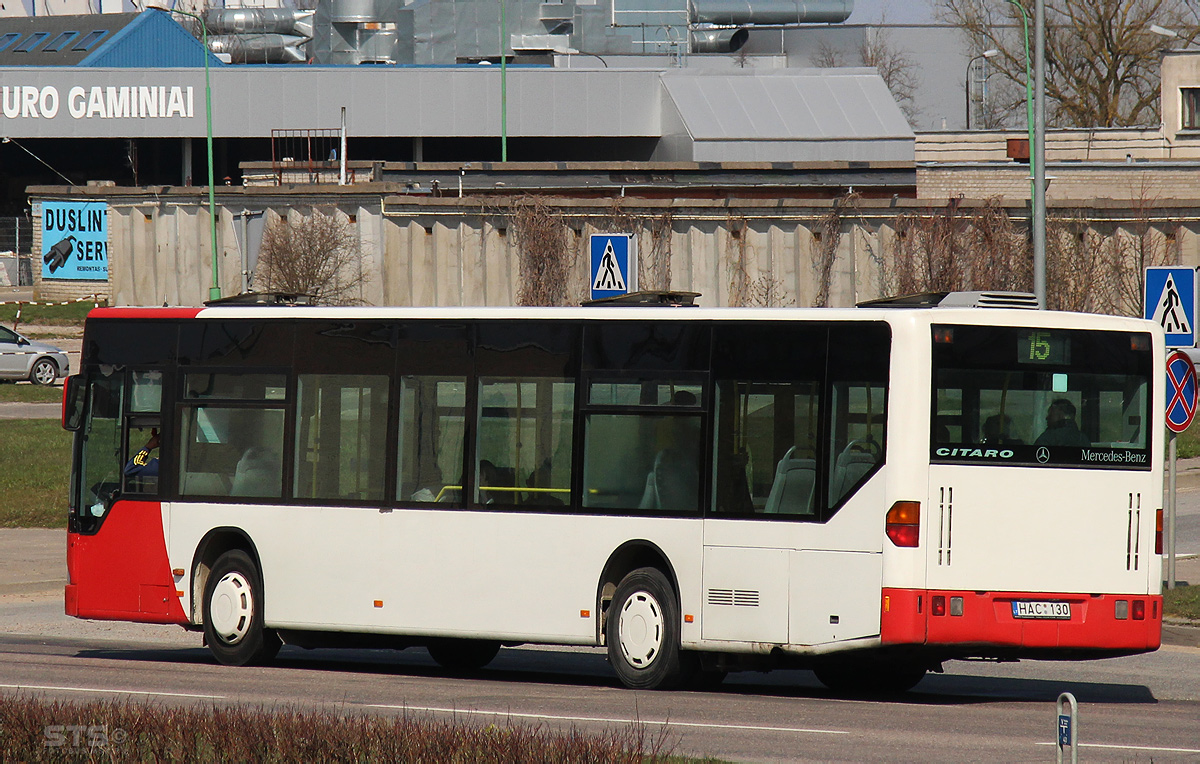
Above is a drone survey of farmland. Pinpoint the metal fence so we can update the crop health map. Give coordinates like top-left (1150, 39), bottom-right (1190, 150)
top-left (0, 217), bottom-right (33, 287)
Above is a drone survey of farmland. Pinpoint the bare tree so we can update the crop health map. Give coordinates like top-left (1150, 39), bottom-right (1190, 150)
top-left (938, 0), bottom-right (1198, 127)
top-left (810, 25), bottom-right (920, 124)
top-left (860, 25), bottom-right (921, 124)
top-left (255, 208), bottom-right (367, 304)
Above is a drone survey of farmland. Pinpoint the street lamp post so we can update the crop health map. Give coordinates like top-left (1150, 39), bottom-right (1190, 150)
top-left (965, 48), bottom-right (1000, 129)
top-left (1005, 0), bottom-right (1042, 307)
top-left (148, 6), bottom-right (221, 302)
top-left (500, 0), bottom-right (508, 162)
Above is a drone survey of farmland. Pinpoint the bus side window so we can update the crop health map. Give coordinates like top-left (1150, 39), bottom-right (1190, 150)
top-left (398, 376), bottom-right (467, 504)
top-left (712, 380), bottom-right (820, 516)
top-left (294, 374), bottom-right (389, 502)
top-left (475, 377), bottom-right (574, 507)
top-left (122, 371), bottom-right (164, 496)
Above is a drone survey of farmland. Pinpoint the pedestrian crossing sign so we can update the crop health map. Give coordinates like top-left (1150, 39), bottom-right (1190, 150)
top-left (590, 234), bottom-right (636, 300)
top-left (1145, 267), bottom-right (1197, 348)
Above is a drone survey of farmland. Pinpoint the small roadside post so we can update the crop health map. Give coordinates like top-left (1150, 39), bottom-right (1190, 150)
top-left (1146, 266), bottom-right (1198, 591)
top-left (1056, 692), bottom-right (1078, 764)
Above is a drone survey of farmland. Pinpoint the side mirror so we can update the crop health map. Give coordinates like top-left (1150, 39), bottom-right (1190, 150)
top-left (62, 375), bottom-right (85, 431)
top-left (16, 336), bottom-right (29, 346)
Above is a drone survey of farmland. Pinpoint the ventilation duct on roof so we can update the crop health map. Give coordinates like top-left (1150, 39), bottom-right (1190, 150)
top-left (205, 9), bottom-right (315, 39)
top-left (691, 27), bottom-right (749, 53)
top-left (690, 0), bottom-right (854, 26)
top-left (208, 34), bottom-right (309, 64)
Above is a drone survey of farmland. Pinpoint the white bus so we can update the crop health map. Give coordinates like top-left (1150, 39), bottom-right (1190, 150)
top-left (63, 292), bottom-right (1164, 692)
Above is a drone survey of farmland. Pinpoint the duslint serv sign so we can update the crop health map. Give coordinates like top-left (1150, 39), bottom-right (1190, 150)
top-left (41, 201), bottom-right (108, 281)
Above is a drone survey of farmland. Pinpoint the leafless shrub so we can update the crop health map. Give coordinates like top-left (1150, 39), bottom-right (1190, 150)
top-left (0, 695), bottom-right (680, 762)
top-left (884, 197), bottom-right (1033, 297)
top-left (255, 208), bottom-right (366, 305)
top-left (812, 194), bottom-right (860, 307)
top-left (511, 195), bottom-right (570, 306)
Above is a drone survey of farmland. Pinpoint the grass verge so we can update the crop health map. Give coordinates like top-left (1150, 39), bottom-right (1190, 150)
top-left (0, 299), bottom-right (101, 328)
top-left (0, 420), bottom-right (71, 529)
top-left (0, 383), bottom-right (63, 403)
top-left (0, 697), bottom-right (700, 763)
top-left (1164, 584), bottom-right (1200, 622)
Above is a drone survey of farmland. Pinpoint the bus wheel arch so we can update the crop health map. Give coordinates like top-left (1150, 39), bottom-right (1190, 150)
top-left (190, 528), bottom-right (263, 625)
top-left (596, 540), bottom-right (680, 645)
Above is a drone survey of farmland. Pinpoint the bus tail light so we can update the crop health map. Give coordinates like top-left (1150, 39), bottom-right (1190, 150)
top-left (886, 501), bottom-right (920, 547)
top-left (931, 595), bottom-right (946, 616)
top-left (1132, 600), bottom-right (1145, 620)
top-left (1156, 508), bottom-right (1164, 555)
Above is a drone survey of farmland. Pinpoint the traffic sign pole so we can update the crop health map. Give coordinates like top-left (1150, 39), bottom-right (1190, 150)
top-left (1169, 433), bottom-right (1177, 590)
top-left (1164, 349), bottom-right (1197, 589)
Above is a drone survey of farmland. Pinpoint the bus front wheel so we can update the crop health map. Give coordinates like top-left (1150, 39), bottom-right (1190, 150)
top-left (203, 550), bottom-right (281, 666)
top-left (607, 567), bottom-right (692, 690)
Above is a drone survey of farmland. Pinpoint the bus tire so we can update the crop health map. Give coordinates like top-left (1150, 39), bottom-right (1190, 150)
top-left (607, 567), bottom-right (690, 690)
top-left (203, 550), bottom-right (280, 666)
top-left (427, 639), bottom-right (501, 671)
top-left (813, 658), bottom-right (926, 695)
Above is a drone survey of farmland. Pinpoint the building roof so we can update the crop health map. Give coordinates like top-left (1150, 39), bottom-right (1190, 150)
top-left (0, 12), bottom-right (221, 68)
top-left (663, 68), bottom-right (915, 162)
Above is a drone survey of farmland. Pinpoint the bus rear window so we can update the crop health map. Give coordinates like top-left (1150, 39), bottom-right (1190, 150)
top-left (931, 325), bottom-right (1152, 469)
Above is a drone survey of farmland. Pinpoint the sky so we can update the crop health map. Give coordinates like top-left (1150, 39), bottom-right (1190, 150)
top-left (846, 0), bottom-right (938, 24)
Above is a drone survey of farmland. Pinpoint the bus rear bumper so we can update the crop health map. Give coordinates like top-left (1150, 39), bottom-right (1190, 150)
top-left (880, 588), bottom-right (1162, 654)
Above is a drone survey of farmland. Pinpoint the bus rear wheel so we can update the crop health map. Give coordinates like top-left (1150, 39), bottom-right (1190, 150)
top-left (203, 550), bottom-right (281, 666)
top-left (427, 639), bottom-right (501, 671)
top-left (606, 567), bottom-right (692, 690)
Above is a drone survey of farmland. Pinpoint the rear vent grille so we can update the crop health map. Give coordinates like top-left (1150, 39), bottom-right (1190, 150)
top-left (1127, 493), bottom-right (1141, 571)
top-left (707, 589), bottom-right (760, 607)
top-left (937, 485), bottom-right (953, 566)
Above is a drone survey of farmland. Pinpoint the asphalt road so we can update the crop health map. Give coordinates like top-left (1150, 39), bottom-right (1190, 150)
top-left (0, 630), bottom-right (1198, 762)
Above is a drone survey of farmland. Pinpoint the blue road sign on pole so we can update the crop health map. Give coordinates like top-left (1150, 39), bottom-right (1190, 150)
top-left (1145, 266), bottom-right (1197, 348)
top-left (590, 234), bottom-right (636, 301)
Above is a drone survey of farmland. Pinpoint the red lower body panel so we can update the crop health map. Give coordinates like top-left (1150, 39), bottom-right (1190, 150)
top-left (880, 588), bottom-right (1161, 654)
top-left (65, 500), bottom-right (188, 625)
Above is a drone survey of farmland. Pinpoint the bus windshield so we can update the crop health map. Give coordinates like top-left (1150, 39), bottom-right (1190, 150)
top-left (931, 324), bottom-right (1153, 469)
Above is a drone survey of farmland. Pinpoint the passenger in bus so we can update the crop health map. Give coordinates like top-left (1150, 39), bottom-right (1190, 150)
top-left (124, 428), bottom-right (160, 480)
top-left (1034, 399), bottom-right (1090, 447)
top-left (981, 414), bottom-right (1022, 445)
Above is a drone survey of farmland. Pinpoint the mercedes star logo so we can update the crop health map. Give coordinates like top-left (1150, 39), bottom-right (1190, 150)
top-left (1036, 447), bottom-right (1050, 464)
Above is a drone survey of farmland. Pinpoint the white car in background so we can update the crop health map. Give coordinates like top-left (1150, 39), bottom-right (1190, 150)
top-left (0, 325), bottom-right (70, 385)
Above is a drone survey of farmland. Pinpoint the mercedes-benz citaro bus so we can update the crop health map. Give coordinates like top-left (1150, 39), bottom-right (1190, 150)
top-left (62, 290), bottom-right (1164, 693)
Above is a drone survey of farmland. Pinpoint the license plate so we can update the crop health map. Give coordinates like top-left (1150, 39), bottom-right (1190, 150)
top-left (1012, 601), bottom-right (1071, 620)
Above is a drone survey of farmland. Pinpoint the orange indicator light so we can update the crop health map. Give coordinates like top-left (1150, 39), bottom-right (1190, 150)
top-left (373, 600), bottom-right (384, 608)
top-left (172, 569), bottom-right (184, 577)
top-left (175, 590), bottom-right (184, 597)
top-left (684, 614), bottom-right (694, 623)
top-left (580, 610), bottom-right (590, 618)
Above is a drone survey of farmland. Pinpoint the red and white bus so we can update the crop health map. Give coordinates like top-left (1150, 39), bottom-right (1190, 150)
top-left (63, 292), bottom-right (1164, 692)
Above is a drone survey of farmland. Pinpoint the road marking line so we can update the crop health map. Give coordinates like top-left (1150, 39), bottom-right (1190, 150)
top-left (0, 683), bottom-right (223, 700)
top-left (1037, 741), bottom-right (1200, 754)
top-left (368, 704), bottom-right (848, 735)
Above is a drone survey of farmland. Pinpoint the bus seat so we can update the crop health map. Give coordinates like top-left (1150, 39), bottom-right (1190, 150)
top-left (831, 445), bottom-right (879, 503)
top-left (763, 447), bottom-right (816, 515)
top-left (231, 446), bottom-right (281, 497)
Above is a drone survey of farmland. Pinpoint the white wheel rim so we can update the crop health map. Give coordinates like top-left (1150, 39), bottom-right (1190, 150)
top-left (618, 590), bottom-right (664, 669)
top-left (33, 362), bottom-right (54, 384)
top-left (210, 571), bottom-right (254, 645)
